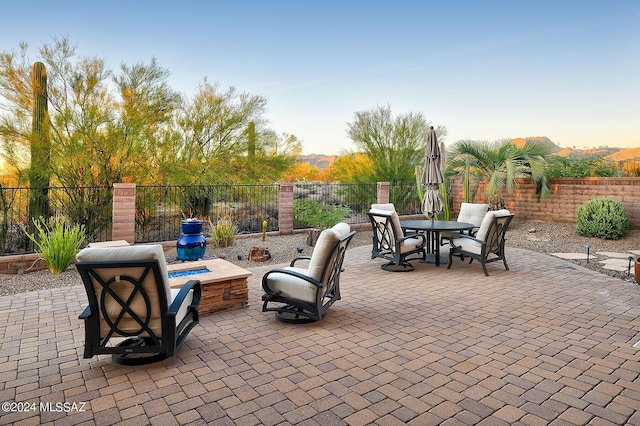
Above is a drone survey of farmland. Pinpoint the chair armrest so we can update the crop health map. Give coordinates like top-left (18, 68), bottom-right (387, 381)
top-left (449, 233), bottom-right (483, 248)
top-left (290, 256), bottom-right (311, 267)
top-left (168, 279), bottom-right (202, 316)
top-left (398, 232), bottom-right (427, 246)
top-left (263, 268), bottom-right (324, 289)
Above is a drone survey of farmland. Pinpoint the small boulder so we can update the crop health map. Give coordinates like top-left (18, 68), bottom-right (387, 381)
top-left (249, 247), bottom-right (271, 262)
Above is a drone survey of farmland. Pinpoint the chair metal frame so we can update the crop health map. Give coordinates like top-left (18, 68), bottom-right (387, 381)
top-left (368, 211), bottom-right (426, 272)
top-left (77, 259), bottom-right (201, 365)
top-left (447, 214), bottom-right (514, 276)
top-left (261, 231), bottom-right (355, 323)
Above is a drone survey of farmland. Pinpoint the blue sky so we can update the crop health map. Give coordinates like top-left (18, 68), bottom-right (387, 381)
top-left (1, 0), bottom-right (638, 155)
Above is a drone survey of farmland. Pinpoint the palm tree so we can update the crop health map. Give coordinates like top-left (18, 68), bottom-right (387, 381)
top-left (447, 139), bottom-right (552, 210)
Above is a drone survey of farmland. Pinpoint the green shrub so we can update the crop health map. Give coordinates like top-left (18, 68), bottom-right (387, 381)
top-left (25, 216), bottom-right (86, 273)
top-left (576, 198), bottom-right (629, 239)
top-left (293, 199), bottom-right (351, 229)
top-left (209, 216), bottom-right (237, 248)
top-left (546, 155), bottom-right (618, 178)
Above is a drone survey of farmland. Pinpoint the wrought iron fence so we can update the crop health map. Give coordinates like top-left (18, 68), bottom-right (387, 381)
top-left (0, 186), bottom-right (112, 255)
top-left (1, 181), bottom-right (421, 256)
top-left (293, 183), bottom-right (378, 228)
top-left (291, 180), bottom-right (421, 230)
top-left (135, 184), bottom-right (279, 243)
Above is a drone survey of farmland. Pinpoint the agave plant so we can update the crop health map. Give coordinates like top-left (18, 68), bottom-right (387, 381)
top-left (24, 216), bottom-right (86, 273)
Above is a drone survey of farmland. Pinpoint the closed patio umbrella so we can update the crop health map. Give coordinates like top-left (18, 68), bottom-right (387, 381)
top-left (421, 126), bottom-right (445, 220)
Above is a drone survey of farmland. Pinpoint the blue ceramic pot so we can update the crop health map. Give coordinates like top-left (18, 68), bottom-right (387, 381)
top-left (177, 219), bottom-right (206, 261)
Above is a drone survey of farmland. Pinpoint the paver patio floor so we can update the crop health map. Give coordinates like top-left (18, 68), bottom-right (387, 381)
top-left (1, 245), bottom-right (640, 425)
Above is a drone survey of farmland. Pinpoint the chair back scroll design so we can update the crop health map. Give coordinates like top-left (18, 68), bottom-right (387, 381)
top-left (447, 211), bottom-right (514, 276)
top-left (76, 245), bottom-right (201, 365)
top-left (367, 205), bottom-right (426, 272)
top-left (261, 223), bottom-right (355, 323)
top-left (484, 215), bottom-right (511, 259)
top-left (81, 262), bottom-right (165, 345)
top-left (370, 214), bottom-right (397, 255)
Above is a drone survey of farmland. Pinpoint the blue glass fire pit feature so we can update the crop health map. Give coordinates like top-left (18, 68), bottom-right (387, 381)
top-left (167, 268), bottom-right (210, 279)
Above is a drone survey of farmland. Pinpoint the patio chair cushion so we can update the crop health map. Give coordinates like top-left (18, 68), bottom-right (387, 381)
top-left (308, 222), bottom-right (350, 282)
top-left (368, 208), bottom-right (404, 239)
top-left (263, 266), bottom-right (317, 303)
top-left (441, 203), bottom-right (491, 242)
top-left (75, 244), bottom-right (192, 337)
top-left (264, 222), bottom-right (352, 304)
top-left (400, 236), bottom-right (424, 253)
top-left (474, 209), bottom-right (511, 244)
top-left (450, 237), bottom-right (483, 255)
top-left (371, 203), bottom-right (396, 212)
top-left (457, 203), bottom-right (490, 229)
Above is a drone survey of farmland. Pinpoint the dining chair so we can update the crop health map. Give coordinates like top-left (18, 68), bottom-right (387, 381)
top-left (447, 210), bottom-right (514, 276)
top-left (368, 204), bottom-right (426, 272)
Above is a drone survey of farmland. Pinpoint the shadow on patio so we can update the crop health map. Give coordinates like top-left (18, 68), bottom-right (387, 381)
top-left (1, 245), bottom-right (640, 425)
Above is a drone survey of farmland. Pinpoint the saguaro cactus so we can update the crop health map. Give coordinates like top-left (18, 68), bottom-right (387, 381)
top-left (29, 61), bottom-right (51, 225)
top-left (247, 121), bottom-right (256, 160)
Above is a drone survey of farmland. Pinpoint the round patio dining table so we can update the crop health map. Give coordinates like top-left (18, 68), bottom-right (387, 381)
top-left (400, 220), bottom-right (475, 266)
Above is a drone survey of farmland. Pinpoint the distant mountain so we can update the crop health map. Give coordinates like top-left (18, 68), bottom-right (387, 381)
top-left (556, 147), bottom-right (622, 158)
top-left (510, 136), bottom-right (562, 153)
top-left (509, 137), bottom-right (635, 159)
top-left (298, 154), bottom-right (338, 170)
top-left (299, 141), bottom-right (639, 167)
top-left (555, 147), bottom-right (582, 156)
top-left (605, 147), bottom-right (640, 161)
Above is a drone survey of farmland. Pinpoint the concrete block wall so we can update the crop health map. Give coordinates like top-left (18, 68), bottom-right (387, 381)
top-left (449, 177), bottom-right (640, 229)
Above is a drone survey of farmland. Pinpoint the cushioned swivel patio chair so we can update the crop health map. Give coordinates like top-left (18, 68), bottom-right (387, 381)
top-left (76, 244), bottom-right (201, 365)
top-left (447, 210), bottom-right (514, 276)
top-left (368, 203), bottom-right (426, 272)
top-left (261, 222), bottom-right (355, 323)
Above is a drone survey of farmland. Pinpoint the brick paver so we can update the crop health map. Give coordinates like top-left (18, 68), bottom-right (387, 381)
top-left (1, 245), bottom-right (640, 424)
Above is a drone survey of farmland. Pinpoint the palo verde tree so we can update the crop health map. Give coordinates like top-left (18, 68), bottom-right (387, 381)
top-left (163, 79), bottom-right (298, 185)
top-left (165, 79), bottom-right (268, 184)
top-left (447, 139), bottom-right (552, 209)
top-left (1, 37), bottom-right (301, 225)
top-left (0, 38), bottom-right (183, 239)
top-left (1, 37), bottom-right (182, 188)
top-left (346, 104), bottom-right (446, 183)
top-left (244, 130), bottom-right (300, 183)
top-left (0, 42), bottom-right (35, 184)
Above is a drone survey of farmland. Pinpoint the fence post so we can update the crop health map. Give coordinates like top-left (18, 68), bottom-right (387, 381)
top-left (112, 183), bottom-right (136, 244)
top-left (377, 182), bottom-right (390, 204)
top-left (278, 183), bottom-right (294, 235)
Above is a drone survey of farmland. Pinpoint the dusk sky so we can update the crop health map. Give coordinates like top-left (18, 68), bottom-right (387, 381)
top-left (1, 0), bottom-right (638, 155)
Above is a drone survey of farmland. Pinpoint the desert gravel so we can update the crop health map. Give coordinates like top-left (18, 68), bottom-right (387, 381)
top-left (2, 220), bottom-right (640, 296)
